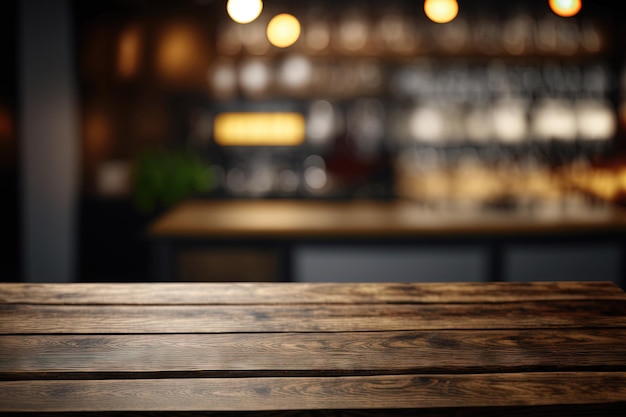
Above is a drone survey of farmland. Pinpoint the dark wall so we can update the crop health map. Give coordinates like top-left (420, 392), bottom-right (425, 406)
top-left (0, 0), bottom-right (19, 282)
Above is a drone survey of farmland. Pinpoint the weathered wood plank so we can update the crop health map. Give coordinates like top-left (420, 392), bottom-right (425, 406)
top-left (1, 373), bottom-right (625, 412)
top-left (0, 403), bottom-right (626, 417)
top-left (2, 403), bottom-right (626, 416)
top-left (2, 283), bottom-right (624, 415)
top-left (2, 300), bottom-right (625, 334)
top-left (1, 282), bottom-right (623, 306)
top-left (1, 329), bottom-right (625, 378)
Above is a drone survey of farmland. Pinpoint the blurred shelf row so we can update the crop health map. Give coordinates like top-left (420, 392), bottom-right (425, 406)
top-left (75, 0), bottom-right (626, 214)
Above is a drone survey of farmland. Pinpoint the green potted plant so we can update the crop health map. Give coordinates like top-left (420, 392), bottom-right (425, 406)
top-left (132, 148), bottom-right (214, 214)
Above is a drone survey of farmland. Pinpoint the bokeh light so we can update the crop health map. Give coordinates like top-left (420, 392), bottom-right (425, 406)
top-left (238, 58), bottom-right (272, 97)
top-left (307, 100), bottom-right (337, 146)
top-left (227, 0), bottom-right (263, 24)
top-left (117, 25), bottom-right (142, 79)
top-left (156, 24), bottom-right (204, 81)
top-left (409, 105), bottom-right (446, 143)
top-left (339, 13), bottom-right (368, 52)
top-left (267, 13), bottom-right (301, 48)
top-left (549, 0), bottom-right (582, 18)
top-left (576, 99), bottom-right (616, 141)
top-left (208, 58), bottom-right (238, 99)
top-left (83, 109), bottom-right (112, 161)
top-left (305, 19), bottom-right (330, 52)
top-left (303, 154), bottom-right (328, 191)
top-left (278, 55), bottom-right (313, 91)
top-left (424, 0), bottom-right (459, 24)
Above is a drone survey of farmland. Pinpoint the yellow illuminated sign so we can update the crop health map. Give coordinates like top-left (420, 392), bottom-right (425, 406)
top-left (214, 112), bottom-right (305, 146)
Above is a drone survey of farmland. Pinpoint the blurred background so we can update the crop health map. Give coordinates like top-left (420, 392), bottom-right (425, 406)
top-left (2, 0), bottom-right (626, 286)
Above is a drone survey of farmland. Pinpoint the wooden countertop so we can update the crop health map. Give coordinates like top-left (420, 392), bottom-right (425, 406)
top-left (1, 281), bottom-right (625, 415)
top-left (148, 199), bottom-right (626, 239)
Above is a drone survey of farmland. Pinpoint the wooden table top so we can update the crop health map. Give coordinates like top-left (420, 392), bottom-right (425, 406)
top-left (1, 281), bottom-right (626, 415)
top-left (148, 199), bottom-right (626, 239)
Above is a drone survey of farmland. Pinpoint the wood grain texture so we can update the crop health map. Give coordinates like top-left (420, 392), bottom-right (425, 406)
top-left (1, 282), bottom-right (625, 414)
top-left (1, 373), bottom-right (626, 412)
top-left (1, 404), bottom-right (625, 416)
top-left (0, 282), bottom-right (623, 305)
top-left (2, 329), bottom-right (626, 378)
top-left (2, 300), bottom-right (625, 334)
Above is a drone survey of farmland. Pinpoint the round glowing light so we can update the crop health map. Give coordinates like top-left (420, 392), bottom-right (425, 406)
top-left (424, 0), bottom-right (459, 24)
top-left (303, 155), bottom-right (328, 191)
top-left (549, 0), bottom-right (582, 18)
top-left (267, 13), bottom-right (301, 48)
top-left (238, 58), bottom-right (272, 96)
top-left (576, 99), bottom-right (616, 141)
top-left (227, 0), bottom-right (263, 24)
top-left (208, 59), bottom-right (237, 99)
top-left (409, 105), bottom-right (446, 143)
top-left (279, 55), bottom-right (313, 90)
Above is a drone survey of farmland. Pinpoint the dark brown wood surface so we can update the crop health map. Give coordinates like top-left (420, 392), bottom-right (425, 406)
top-left (2, 300), bottom-right (626, 334)
top-left (2, 329), bottom-right (625, 378)
top-left (2, 372), bottom-right (626, 412)
top-left (2, 282), bottom-right (624, 305)
top-left (1, 282), bottom-right (625, 415)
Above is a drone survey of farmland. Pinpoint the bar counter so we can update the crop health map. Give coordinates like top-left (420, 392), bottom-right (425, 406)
top-left (149, 199), bottom-right (626, 238)
top-left (147, 199), bottom-right (626, 282)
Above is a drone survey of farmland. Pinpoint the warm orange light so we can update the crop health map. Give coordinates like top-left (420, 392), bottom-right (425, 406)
top-left (84, 110), bottom-right (112, 160)
top-left (214, 113), bottom-right (305, 146)
top-left (549, 0), bottom-right (582, 17)
top-left (117, 25), bottom-right (142, 79)
top-left (424, 0), bottom-right (458, 24)
top-left (267, 14), bottom-right (301, 48)
top-left (227, 0), bottom-right (263, 24)
top-left (157, 24), bottom-right (201, 80)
